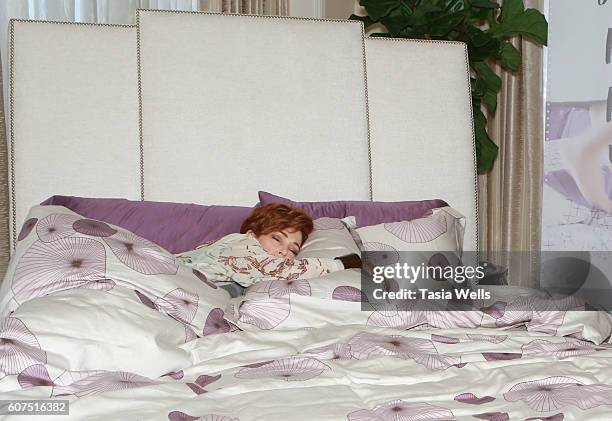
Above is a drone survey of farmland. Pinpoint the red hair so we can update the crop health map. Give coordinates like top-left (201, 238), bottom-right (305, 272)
top-left (240, 204), bottom-right (314, 244)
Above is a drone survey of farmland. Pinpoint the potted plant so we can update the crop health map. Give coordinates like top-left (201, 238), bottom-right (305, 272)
top-left (351, 0), bottom-right (548, 173)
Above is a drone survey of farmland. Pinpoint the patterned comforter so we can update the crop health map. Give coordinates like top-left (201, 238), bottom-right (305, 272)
top-left (1, 206), bottom-right (612, 420)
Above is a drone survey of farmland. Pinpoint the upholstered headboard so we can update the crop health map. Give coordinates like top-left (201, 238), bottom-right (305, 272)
top-left (7, 20), bottom-right (141, 246)
top-left (4, 10), bottom-right (478, 266)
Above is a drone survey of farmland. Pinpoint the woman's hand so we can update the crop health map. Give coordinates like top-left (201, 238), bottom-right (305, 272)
top-left (335, 253), bottom-right (362, 269)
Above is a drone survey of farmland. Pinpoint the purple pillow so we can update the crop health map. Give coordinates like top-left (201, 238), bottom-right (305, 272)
top-left (258, 191), bottom-right (448, 227)
top-left (41, 196), bottom-right (253, 254)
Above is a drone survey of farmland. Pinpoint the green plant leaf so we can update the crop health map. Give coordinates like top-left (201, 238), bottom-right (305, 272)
top-left (357, 0), bottom-right (546, 172)
top-left (473, 108), bottom-right (498, 173)
top-left (470, 0), bottom-right (499, 9)
top-left (464, 26), bottom-right (491, 47)
top-left (403, 2), bottom-right (443, 26)
top-left (381, 15), bottom-right (413, 35)
top-left (486, 8), bottom-right (497, 27)
top-left (488, 9), bottom-right (548, 45)
top-left (499, 41), bottom-right (521, 71)
top-left (445, 0), bottom-right (466, 13)
top-left (360, 0), bottom-right (401, 21)
top-left (472, 77), bottom-right (487, 98)
top-left (399, 0), bottom-right (415, 15)
top-left (473, 62), bottom-right (501, 92)
top-left (468, 38), bottom-right (501, 62)
top-left (470, 7), bottom-right (492, 22)
top-left (349, 14), bottom-right (376, 29)
top-left (482, 87), bottom-right (498, 114)
top-left (429, 11), bottom-right (467, 38)
top-left (500, 0), bottom-right (524, 22)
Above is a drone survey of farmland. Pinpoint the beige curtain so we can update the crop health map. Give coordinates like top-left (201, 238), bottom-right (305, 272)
top-left (214, 0), bottom-right (289, 15)
top-left (478, 0), bottom-right (544, 287)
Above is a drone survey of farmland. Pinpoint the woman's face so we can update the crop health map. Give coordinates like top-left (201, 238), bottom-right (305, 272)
top-left (256, 229), bottom-right (303, 260)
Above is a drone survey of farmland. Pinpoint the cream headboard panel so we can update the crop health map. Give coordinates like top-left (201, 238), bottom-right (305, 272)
top-left (5, 13), bottom-right (479, 261)
top-left (137, 10), bottom-right (371, 205)
top-left (8, 20), bottom-right (140, 247)
top-left (365, 38), bottom-right (478, 252)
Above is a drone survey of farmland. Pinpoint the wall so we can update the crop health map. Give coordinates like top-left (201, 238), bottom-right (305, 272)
top-left (289, 0), bottom-right (355, 19)
top-left (324, 0), bottom-right (354, 19)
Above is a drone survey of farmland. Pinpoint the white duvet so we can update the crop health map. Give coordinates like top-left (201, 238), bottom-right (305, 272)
top-left (2, 206), bottom-right (612, 420)
top-left (2, 321), bottom-right (612, 420)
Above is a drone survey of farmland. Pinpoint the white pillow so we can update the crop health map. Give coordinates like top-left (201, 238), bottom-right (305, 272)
top-left (297, 217), bottom-right (360, 259)
top-left (354, 207), bottom-right (466, 289)
top-left (355, 207), bottom-right (466, 256)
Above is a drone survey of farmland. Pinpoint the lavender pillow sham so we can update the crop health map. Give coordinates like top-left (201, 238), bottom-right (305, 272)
top-left (258, 191), bottom-right (447, 227)
top-left (41, 196), bottom-right (253, 254)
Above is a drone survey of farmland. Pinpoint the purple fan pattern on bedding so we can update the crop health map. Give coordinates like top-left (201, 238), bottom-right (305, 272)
top-left (9, 210), bottom-right (231, 349)
top-left (302, 343), bottom-right (353, 360)
top-left (52, 371), bottom-right (161, 397)
top-left (168, 412), bottom-right (238, 421)
top-left (73, 219), bottom-right (117, 237)
top-left (235, 282), bottom-right (591, 338)
top-left (12, 237), bottom-right (110, 303)
top-left (0, 326), bottom-right (162, 400)
top-left (525, 415), bottom-right (564, 421)
top-left (454, 392), bottom-right (495, 405)
top-left (383, 211), bottom-right (448, 243)
top-left (185, 326), bottom-right (198, 343)
top-left (156, 288), bottom-right (199, 323)
top-left (5, 206), bottom-right (612, 418)
top-left (104, 230), bottom-right (178, 275)
top-left (504, 376), bottom-right (612, 411)
top-left (481, 352), bottom-right (522, 361)
top-left (41, 196), bottom-right (253, 253)
top-left (17, 218), bottom-right (37, 241)
top-left (521, 338), bottom-right (598, 359)
top-left (347, 332), bottom-right (460, 370)
top-left (0, 317), bottom-right (47, 375)
top-left (431, 334), bottom-right (460, 344)
top-left (258, 191), bottom-right (448, 227)
top-left (163, 370), bottom-right (184, 380)
top-left (473, 412), bottom-right (510, 421)
top-left (18, 364), bottom-right (54, 388)
top-left (202, 308), bottom-right (236, 336)
top-left (347, 400), bottom-right (454, 421)
top-left (186, 373), bottom-right (222, 395)
top-left (234, 356), bottom-right (330, 381)
top-left (332, 285), bottom-right (367, 302)
top-left (467, 334), bottom-right (508, 344)
top-left (238, 297), bottom-right (291, 329)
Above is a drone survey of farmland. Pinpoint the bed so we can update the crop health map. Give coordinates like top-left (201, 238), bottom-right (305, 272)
top-left (1, 9), bottom-right (611, 421)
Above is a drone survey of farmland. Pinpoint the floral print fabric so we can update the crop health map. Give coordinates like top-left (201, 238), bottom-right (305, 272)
top-left (1, 207), bottom-right (612, 419)
top-left (175, 233), bottom-right (344, 288)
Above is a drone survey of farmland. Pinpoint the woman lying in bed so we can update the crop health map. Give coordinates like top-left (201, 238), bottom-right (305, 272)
top-left (176, 204), bottom-right (361, 296)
